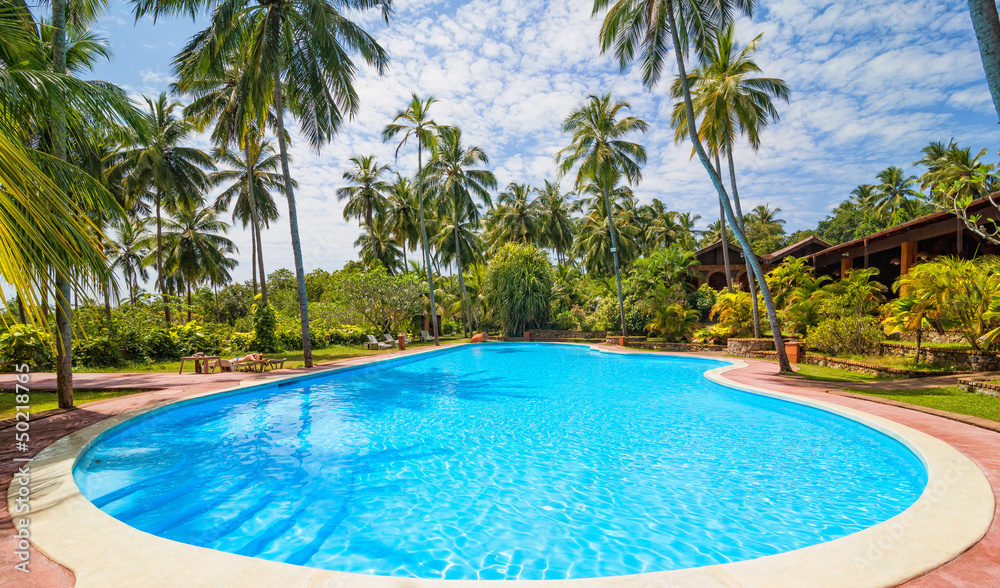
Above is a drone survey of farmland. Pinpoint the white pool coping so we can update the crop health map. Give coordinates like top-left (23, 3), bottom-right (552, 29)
top-left (12, 343), bottom-right (995, 587)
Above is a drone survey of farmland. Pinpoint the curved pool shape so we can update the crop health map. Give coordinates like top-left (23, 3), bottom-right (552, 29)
top-left (74, 344), bottom-right (927, 580)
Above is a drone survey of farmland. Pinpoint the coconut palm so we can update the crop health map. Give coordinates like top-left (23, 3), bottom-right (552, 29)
top-left (211, 136), bottom-right (285, 302)
top-left (108, 217), bottom-right (152, 304)
top-left (594, 0), bottom-right (793, 371)
top-left (484, 182), bottom-right (541, 254)
top-left (556, 92), bottom-right (647, 336)
top-left (428, 126), bottom-right (496, 337)
top-left (385, 174), bottom-right (421, 269)
top-left (383, 94), bottom-right (443, 344)
top-left (534, 180), bottom-right (577, 265)
top-left (873, 166), bottom-right (922, 220)
top-left (916, 140), bottom-right (998, 206)
top-left (159, 0), bottom-right (392, 366)
top-left (355, 216), bottom-right (403, 274)
top-left (109, 93), bottom-right (214, 323)
top-left (337, 155), bottom-right (391, 230)
top-left (156, 202), bottom-right (238, 321)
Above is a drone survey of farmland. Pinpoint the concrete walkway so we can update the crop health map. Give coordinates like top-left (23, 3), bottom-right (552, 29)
top-left (1, 347), bottom-right (997, 587)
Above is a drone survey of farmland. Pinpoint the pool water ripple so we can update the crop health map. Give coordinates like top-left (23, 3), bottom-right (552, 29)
top-left (74, 343), bottom-right (926, 580)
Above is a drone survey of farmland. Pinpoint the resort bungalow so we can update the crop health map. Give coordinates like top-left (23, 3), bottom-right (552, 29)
top-left (811, 196), bottom-right (1000, 291)
top-left (694, 235), bottom-right (832, 290)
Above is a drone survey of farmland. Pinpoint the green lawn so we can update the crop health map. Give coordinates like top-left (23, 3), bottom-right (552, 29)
top-left (888, 340), bottom-right (973, 350)
top-left (846, 386), bottom-right (1000, 422)
top-left (828, 354), bottom-right (955, 372)
top-left (790, 363), bottom-right (896, 383)
top-left (0, 389), bottom-right (150, 420)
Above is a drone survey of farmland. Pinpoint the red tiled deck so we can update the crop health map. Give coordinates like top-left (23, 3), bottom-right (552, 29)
top-left (0, 351), bottom-right (997, 587)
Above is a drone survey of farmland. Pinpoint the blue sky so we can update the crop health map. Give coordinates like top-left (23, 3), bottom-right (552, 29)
top-left (84, 0), bottom-right (1000, 283)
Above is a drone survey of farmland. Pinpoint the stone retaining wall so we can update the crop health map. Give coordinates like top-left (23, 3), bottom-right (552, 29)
top-left (802, 354), bottom-right (950, 379)
top-left (890, 330), bottom-right (967, 345)
top-left (727, 338), bottom-right (775, 357)
top-left (525, 330), bottom-right (608, 342)
top-left (958, 378), bottom-right (1000, 397)
top-left (624, 341), bottom-right (726, 353)
top-left (881, 342), bottom-right (1000, 372)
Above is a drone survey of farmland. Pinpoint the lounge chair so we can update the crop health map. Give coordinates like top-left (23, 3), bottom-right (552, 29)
top-left (383, 334), bottom-right (399, 348)
top-left (404, 333), bottom-right (413, 345)
top-left (265, 358), bottom-right (286, 371)
top-left (420, 330), bottom-right (434, 342)
top-left (366, 334), bottom-right (392, 350)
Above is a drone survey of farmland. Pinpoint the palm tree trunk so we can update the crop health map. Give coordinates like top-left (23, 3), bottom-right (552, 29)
top-left (51, 0), bottom-right (73, 408)
top-left (273, 77), bottom-right (312, 367)
top-left (453, 215), bottom-right (473, 338)
top-left (416, 139), bottom-right (440, 345)
top-left (246, 139), bottom-right (268, 305)
top-left (41, 271), bottom-right (49, 320)
top-left (155, 191), bottom-right (171, 324)
top-left (16, 295), bottom-right (26, 324)
top-left (718, 197), bottom-right (733, 293)
top-left (726, 145), bottom-right (761, 337)
top-left (104, 278), bottom-right (112, 322)
top-left (186, 283), bottom-right (192, 323)
top-left (214, 284), bottom-right (220, 323)
top-left (969, 0), bottom-right (1000, 123)
top-left (665, 0), bottom-right (790, 372)
top-left (250, 223), bottom-right (258, 296)
top-left (602, 179), bottom-right (628, 337)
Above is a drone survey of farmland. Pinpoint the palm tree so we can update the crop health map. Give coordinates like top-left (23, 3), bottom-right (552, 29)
top-left (593, 0), bottom-right (793, 371)
top-left (109, 93), bottom-right (214, 323)
top-left (211, 137), bottom-right (285, 303)
top-left (534, 180), bottom-right (577, 265)
top-left (916, 140), bottom-right (997, 206)
top-left (873, 166), bottom-right (922, 220)
top-left (355, 216), bottom-right (403, 274)
top-left (383, 94), bottom-right (443, 345)
top-left (385, 174), bottom-right (421, 269)
top-left (556, 93), bottom-right (647, 336)
top-left (337, 155), bottom-right (390, 230)
top-left (156, 202), bottom-right (237, 322)
top-left (427, 126), bottom-right (497, 337)
top-left (967, 0), bottom-right (1000, 122)
top-left (108, 217), bottom-right (152, 304)
top-left (484, 182), bottom-right (541, 254)
top-left (576, 198), bottom-right (641, 275)
top-left (160, 0), bottom-right (392, 367)
top-left (644, 199), bottom-right (682, 250)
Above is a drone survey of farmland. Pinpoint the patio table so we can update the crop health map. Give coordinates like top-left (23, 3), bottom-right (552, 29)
top-left (178, 355), bottom-right (221, 374)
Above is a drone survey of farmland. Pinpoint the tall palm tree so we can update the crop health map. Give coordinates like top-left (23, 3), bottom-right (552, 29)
top-left (109, 93), bottom-right (214, 323)
top-left (337, 154), bottom-right (391, 230)
top-left (211, 136), bottom-right (285, 303)
top-left (385, 174), bottom-right (421, 269)
top-left (355, 216), bottom-right (403, 274)
top-left (484, 182), bottom-right (541, 254)
top-left (593, 0), bottom-right (793, 371)
top-left (644, 199), bottom-right (682, 250)
top-left (916, 140), bottom-right (997, 206)
top-left (159, 0), bottom-right (392, 367)
top-left (556, 93), bottom-right (647, 336)
top-left (108, 217), bottom-right (151, 304)
top-left (427, 126), bottom-right (496, 337)
top-left (967, 0), bottom-right (1000, 122)
top-left (669, 22), bottom-right (788, 334)
top-left (873, 166), bottom-right (921, 220)
top-left (534, 180), bottom-right (577, 265)
top-left (383, 94), bottom-right (443, 345)
top-left (156, 202), bottom-right (237, 322)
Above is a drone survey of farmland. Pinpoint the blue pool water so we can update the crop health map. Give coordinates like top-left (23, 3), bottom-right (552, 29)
top-left (74, 344), bottom-right (926, 580)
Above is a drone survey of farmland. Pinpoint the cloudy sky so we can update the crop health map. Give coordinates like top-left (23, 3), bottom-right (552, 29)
top-left (87, 0), bottom-right (1000, 283)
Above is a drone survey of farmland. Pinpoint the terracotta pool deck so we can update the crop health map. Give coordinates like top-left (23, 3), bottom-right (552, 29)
top-left (1, 346), bottom-right (997, 587)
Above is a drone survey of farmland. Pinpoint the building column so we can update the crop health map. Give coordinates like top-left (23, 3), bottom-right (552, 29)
top-left (900, 241), bottom-right (918, 275)
top-left (840, 256), bottom-right (853, 278)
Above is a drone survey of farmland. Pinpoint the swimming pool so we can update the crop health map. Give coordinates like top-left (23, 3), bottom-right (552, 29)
top-left (73, 343), bottom-right (927, 580)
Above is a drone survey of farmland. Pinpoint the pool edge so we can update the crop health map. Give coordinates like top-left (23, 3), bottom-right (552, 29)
top-left (13, 343), bottom-right (995, 588)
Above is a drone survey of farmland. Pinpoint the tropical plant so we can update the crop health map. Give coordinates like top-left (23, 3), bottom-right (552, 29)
top-left (483, 243), bottom-right (554, 337)
top-left (249, 294), bottom-right (279, 352)
top-left (337, 154), bottom-right (390, 230)
top-left (534, 180), bottom-right (577, 264)
top-left (383, 94), bottom-right (443, 344)
top-left (0, 324), bottom-right (54, 371)
top-left (337, 264), bottom-right (423, 335)
top-left (556, 92), bottom-right (647, 336)
top-left (108, 217), bottom-right (152, 304)
top-left (806, 316), bottom-right (884, 357)
top-left (710, 290), bottom-right (754, 337)
top-left (428, 126), bottom-right (496, 337)
top-left (354, 216), bottom-right (403, 274)
top-left (483, 182), bottom-right (540, 254)
top-left (645, 295), bottom-right (699, 342)
top-left (385, 174), bottom-right (421, 268)
top-left (593, 0), bottom-right (793, 370)
top-left (872, 166), bottom-right (922, 221)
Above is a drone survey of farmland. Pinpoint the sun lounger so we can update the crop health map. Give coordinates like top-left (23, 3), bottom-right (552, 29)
top-left (265, 358), bottom-right (286, 371)
top-left (420, 330), bottom-right (434, 342)
top-left (383, 334), bottom-right (398, 347)
top-left (366, 334), bottom-right (392, 350)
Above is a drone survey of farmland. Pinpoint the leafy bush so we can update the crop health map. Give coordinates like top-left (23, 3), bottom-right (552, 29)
top-left (806, 316), bottom-right (884, 356)
top-left (550, 310), bottom-right (576, 330)
top-left (227, 331), bottom-right (254, 353)
top-left (593, 296), bottom-right (648, 335)
top-left (483, 243), bottom-right (554, 337)
top-left (693, 325), bottom-right (731, 345)
top-left (250, 295), bottom-right (280, 353)
top-left (688, 284), bottom-right (717, 321)
top-left (0, 324), bottom-right (54, 371)
top-left (646, 303), bottom-right (700, 342)
top-left (323, 325), bottom-right (368, 346)
top-left (171, 321), bottom-right (222, 356)
top-left (145, 327), bottom-right (179, 360)
top-left (73, 336), bottom-right (121, 367)
top-left (709, 291), bottom-right (753, 337)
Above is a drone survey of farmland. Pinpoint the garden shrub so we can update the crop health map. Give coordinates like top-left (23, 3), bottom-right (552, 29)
top-left (73, 336), bottom-right (122, 367)
top-left (171, 321), bottom-right (222, 356)
top-left (227, 331), bottom-right (254, 353)
top-left (483, 243), bottom-right (554, 337)
top-left (250, 295), bottom-right (280, 353)
top-left (693, 325), bottom-right (731, 345)
top-left (0, 324), bottom-right (54, 371)
top-left (324, 325), bottom-right (368, 346)
top-left (550, 310), bottom-right (576, 330)
top-left (806, 316), bottom-right (884, 356)
top-left (144, 327), bottom-right (179, 360)
top-left (709, 291), bottom-right (754, 337)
